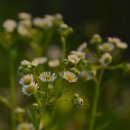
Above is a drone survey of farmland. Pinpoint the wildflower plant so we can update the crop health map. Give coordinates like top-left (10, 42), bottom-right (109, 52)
top-left (0, 13), bottom-right (129, 130)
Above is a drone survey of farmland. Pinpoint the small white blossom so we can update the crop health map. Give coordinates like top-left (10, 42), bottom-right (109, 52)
top-left (77, 42), bottom-right (87, 51)
top-left (22, 81), bottom-right (39, 96)
top-left (48, 59), bottom-right (60, 68)
top-left (62, 71), bottom-right (78, 83)
top-left (99, 42), bottom-right (114, 52)
top-left (32, 57), bottom-right (47, 66)
top-left (33, 15), bottom-right (54, 29)
top-left (108, 37), bottom-right (128, 49)
top-left (19, 74), bottom-right (34, 85)
top-left (20, 60), bottom-right (32, 68)
top-left (3, 19), bottom-right (17, 33)
top-left (18, 12), bottom-right (32, 20)
top-left (15, 107), bottom-right (25, 114)
top-left (68, 54), bottom-right (80, 64)
top-left (17, 123), bottom-right (35, 130)
top-left (33, 17), bottom-right (44, 27)
top-left (17, 24), bottom-right (30, 36)
top-left (100, 53), bottom-right (112, 66)
top-left (47, 45), bottom-right (62, 58)
top-left (39, 71), bottom-right (57, 82)
top-left (19, 19), bottom-right (32, 28)
top-left (80, 70), bottom-right (96, 80)
top-left (75, 51), bottom-right (86, 59)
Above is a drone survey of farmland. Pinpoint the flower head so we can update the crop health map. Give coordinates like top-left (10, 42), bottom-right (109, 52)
top-left (17, 122), bottom-right (35, 130)
top-left (31, 57), bottom-right (47, 66)
top-left (80, 70), bottom-right (96, 80)
top-left (100, 53), bottom-right (112, 66)
top-left (108, 37), bottom-right (128, 49)
top-left (72, 93), bottom-right (83, 107)
top-left (20, 60), bottom-right (32, 68)
top-left (3, 19), bottom-right (17, 33)
top-left (90, 34), bottom-right (102, 44)
top-left (18, 12), bottom-right (32, 20)
top-left (22, 82), bottom-right (39, 96)
top-left (39, 71), bottom-right (57, 82)
top-left (48, 59), bottom-right (60, 68)
top-left (20, 74), bottom-right (34, 85)
top-left (68, 54), bottom-right (80, 64)
top-left (99, 42), bottom-right (114, 52)
top-left (77, 42), bottom-right (87, 51)
top-left (62, 71), bottom-right (78, 83)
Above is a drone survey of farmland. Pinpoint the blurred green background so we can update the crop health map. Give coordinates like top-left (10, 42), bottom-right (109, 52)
top-left (0, 0), bottom-right (130, 130)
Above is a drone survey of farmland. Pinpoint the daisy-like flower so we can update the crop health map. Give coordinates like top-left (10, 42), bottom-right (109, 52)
top-left (20, 60), bottom-right (32, 68)
top-left (100, 53), bottom-right (112, 66)
top-left (17, 24), bottom-right (30, 36)
top-left (68, 54), bottom-right (80, 64)
top-left (108, 37), bottom-right (128, 49)
top-left (39, 71), bottom-right (57, 82)
top-left (99, 42), bottom-right (114, 52)
top-left (74, 51), bottom-right (85, 60)
top-left (31, 57), bottom-right (47, 67)
top-left (90, 34), bottom-right (102, 44)
top-left (80, 70), bottom-right (96, 80)
top-left (3, 19), bottom-right (17, 33)
top-left (18, 12), bottom-right (32, 20)
top-left (48, 59), bottom-right (60, 68)
top-left (22, 81), bottom-right (39, 96)
top-left (62, 71), bottom-right (78, 83)
top-left (77, 42), bottom-right (87, 51)
top-left (33, 17), bottom-right (44, 27)
top-left (19, 74), bottom-right (34, 85)
top-left (17, 123), bottom-right (35, 130)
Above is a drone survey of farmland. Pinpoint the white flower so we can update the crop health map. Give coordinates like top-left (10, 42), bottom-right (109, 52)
top-left (74, 51), bottom-right (85, 59)
top-left (80, 70), bottom-right (96, 80)
top-left (20, 74), bottom-right (34, 85)
top-left (46, 45), bottom-right (62, 58)
top-left (15, 107), bottom-right (25, 114)
top-left (99, 42), bottom-right (114, 52)
top-left (100, 53), bottom-right (112, 66)
top-left (33, 17), bottom-right (44, 27)
top-left (3, 19), bottom-right (17, 32)
top-left (77, 42), bottom-right (87, 51)
top-left (20, 60), bottom-right (32, 68)
top-left (39, 71), bottom-right (57, 82)
top-left (17, 123), bottom-right (35, 130)
top-left (33, 15), bottom-right (54, 29)
top-left (17, 24), bottom-right (30, 36)
top-left (32, 57), bottom-right (47, 66)
top-left (19, 19), bottom-right (32, 28)
top-left (68, 54), bottom-right (80, 64)
top-left (108, 37), bottom-right (128, 49)
top-left (22, 82), bottom-right (39, 96)
top-left (62, 71), bottom-right (78, 83)
top-left (18, 12), bottom-right (32, 20)
top-left (48, 59), bottom-right (60, 67)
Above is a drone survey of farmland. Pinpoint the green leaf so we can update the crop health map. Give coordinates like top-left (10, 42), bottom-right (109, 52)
top-left (0, 96), bottom-right (11, 108)
top-left (27, 106), bottom-right (40, 130)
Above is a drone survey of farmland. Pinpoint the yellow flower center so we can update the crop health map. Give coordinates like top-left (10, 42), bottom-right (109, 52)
top-left (45, 75), bottom-right (51, 81)
top-left (66, 73), bottom-right (74, 81)
top-left (25, 85), bottom-right (35, 94)
top-left (24, 78), bottom-right (32, 85)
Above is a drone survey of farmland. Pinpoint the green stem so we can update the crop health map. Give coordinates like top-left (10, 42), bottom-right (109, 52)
top-left (9, 55), bottom-right (16, 130)
top-left (61, 36), bottom-right (66, 59)
top-left (89, 69), bottom-right (105, 130)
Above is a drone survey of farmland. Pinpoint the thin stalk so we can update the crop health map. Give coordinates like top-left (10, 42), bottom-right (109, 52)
top-left (9, 55), bottom-right (16, 130)
top-left (61, 36), bottom-right (66, 59)
top-left (89, 69), bottom-right (105, 130)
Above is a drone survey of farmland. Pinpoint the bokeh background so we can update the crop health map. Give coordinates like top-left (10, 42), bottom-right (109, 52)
top-left (0, 0), bottom-right (130, 130)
